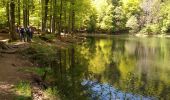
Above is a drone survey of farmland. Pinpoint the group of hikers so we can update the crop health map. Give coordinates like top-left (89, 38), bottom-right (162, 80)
top-left (17, 26), bottom-right (34, 42)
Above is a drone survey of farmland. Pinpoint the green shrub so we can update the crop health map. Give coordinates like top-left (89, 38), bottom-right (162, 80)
top-left (15, 81), bottom-right (31, 98)
top-left (24, 43), bottom-right (57, 67)
top-left (39, 34), bottom-right (56, 42)
top-left (139, 24), bottom-right (160, 35)
top-left (44, 87), bottom-right (60, 100)
top-left (126, 15), bottom-right (139, 33)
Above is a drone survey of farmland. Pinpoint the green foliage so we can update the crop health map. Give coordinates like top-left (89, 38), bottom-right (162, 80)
top-left (126, 15), bottom-right (139, 33)
top-left (92, 0), bottom-right (114, 31)
top-left (139, 0), bottom-right (170, 34)
top-left (39, 34), bottom-right (56, 42)
top-left (121, 0), bottom-right (141, 18)
top-left (0, 0), bottom-right (170, 34)
top-left (24, 43), bottom-right (57, 67)
top-left (87, 14), bottom-right (97, 33)
top-left (139, 24), bottom-right (160, 35)
top-left (159, 1), bottom-right (170, 33)
top-left (44, 87), bottom-right (60, 100)
top-left (112, 6), bottom-right (127, 32)
top-left (15, 81), bottom-right (32, 98)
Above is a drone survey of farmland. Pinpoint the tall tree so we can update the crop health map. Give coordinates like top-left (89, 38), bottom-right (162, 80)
top-left (9, 0), bottom-right (17, 40)
top-left (42, 0), bottom-right (49, 32)
top-left (6, 0), bottom-right (10, 27)
top-left (71, 0), bottom-right (75, 33)
top-left (59, 0), bottom-right (63, 34)
top-left (52, 0), bottom-right (57, 33)
top-left (23, 0), bottom-right (29, 28)
top-left (17, 0), bottom-right (21, 25)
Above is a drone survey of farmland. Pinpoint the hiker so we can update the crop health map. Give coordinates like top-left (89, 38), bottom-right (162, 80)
top-left (26, 26), bottom-right (33, 42)
top-left (26, 26), bottom-right (30, 42)
top-left (29, 26), bottom-right (33, 41)
top-left (16, 26), bottom-right (20, 39)
top-left (19, 26), bottom-right (26, 42)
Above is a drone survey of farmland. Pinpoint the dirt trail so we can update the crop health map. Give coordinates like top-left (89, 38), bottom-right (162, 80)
top-left (0, 40), bottom-right (33, 99)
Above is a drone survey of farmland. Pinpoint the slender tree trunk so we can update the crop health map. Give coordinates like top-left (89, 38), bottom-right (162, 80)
top-left (49, 0), bottom-right (52, 33)
top-left (68, 2), bottom-right (71, 33)
top-left (10, 0), bottom-right (17, 41)
top-left (71, 0), bottom-right (75, 33)
top-left (64, 0), bottom-right (67, 31)
top-left (59, 0), bottom-right (63, 35)
top-left (23, 0), bottom-right (27, 28)
top-left (52, 0), bottom-right (56, 33)
top-left (42, 0), bottom-right (49, 32)
top-left (27, 0), bottom-right (29, 26)
top-left (17, 0), bottom-right (21, 25)
top-left (6, 1), bottom-right (10, 28)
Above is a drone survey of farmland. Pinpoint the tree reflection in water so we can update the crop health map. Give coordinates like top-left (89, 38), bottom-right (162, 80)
top-left (52, 36), bottom-right (170, 99)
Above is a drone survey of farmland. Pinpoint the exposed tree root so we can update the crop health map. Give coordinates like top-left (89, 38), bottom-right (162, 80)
top-left (0, 42), bottom-right (16, 54)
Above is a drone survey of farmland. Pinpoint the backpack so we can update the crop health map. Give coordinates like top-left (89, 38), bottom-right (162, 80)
top-left (20, 28), bottom-right (25, 33)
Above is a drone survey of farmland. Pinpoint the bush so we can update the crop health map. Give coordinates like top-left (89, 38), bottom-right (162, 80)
top-left (87, 14), bottom-right (97, 33)
top-left (139, 24), bottom-right (161, 35)
top-left (126, 16), bottom-right (139, 33)
top-left (15, 81), bottom-right (31, 98)
top-left (44, 87), bottom-right (60, 100)
top-left (23, 43), bottom-right (57, 67)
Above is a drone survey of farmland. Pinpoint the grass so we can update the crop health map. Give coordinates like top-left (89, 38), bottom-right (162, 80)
top-left (43, 87), bottom-right (60, 100)
top-left (22, 42), bottom-right (58, 67)
top-left (15, 81), bottom-right (32, 100)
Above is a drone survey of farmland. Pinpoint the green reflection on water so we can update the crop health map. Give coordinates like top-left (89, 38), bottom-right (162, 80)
top-left (55, 36), bottom-right (170, 99)
top-left (77, 36), bottom-right (170, 98)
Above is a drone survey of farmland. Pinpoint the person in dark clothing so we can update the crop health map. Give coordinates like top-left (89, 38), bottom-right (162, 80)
top-left (20, 27), bottom-right (26, 42)
top-left (16, 26), bottom-right (20, 39)
top-left (25, 26), bottom-right (33, 42)
top-left (25, 27), bottom-right (30, 42)
top-left (29, 26), bottom-right (33, 41)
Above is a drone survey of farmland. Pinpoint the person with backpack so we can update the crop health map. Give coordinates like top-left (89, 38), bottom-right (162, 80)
top-left (29, 26), bottom-right (33, 41)
top-left (25, 26), bottom-right (30, 42)
top-left (25, 26), bottom-right (34, 42)
top-left (19, 26), bottom-right (26, 42)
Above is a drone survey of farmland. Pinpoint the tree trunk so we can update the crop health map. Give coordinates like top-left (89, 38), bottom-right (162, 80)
top-left (23, 0), bottom-right (29, 28)
top-left (27, 0), bottom-right (30, 26)
top-left (63, 0), bottom-right (67, 31)
top-left (6, 1), bottom-right (10, 28)
top-left (52, 0), bottom-right (57, 33)
top-left (23, 0), bottom-right (27, 28)
top-left (49, 0), bottom-right (52, 33)
top-left (17, 0), bottom-right (21, 25)
top-left (42, 0), bottom-right (49, 32)
top-left (58, 0), bottom-right (63, 35)
top-left (68, 2), bottom-right (71, 33)
top-left (71, 0), bottom-right (75, 33)
top-left (9, 0), bottom-right (17, 41)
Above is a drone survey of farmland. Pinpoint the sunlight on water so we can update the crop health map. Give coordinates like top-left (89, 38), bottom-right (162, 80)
top-left (55, 36), bottom-right (170, 99)
top-left (82, 80), bottom-right (155, 100)
top-left (75, 36), bottom-right (170, 99)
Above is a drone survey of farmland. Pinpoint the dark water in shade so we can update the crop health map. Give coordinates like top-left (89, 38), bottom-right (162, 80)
top-left (55, 36), bottom-right (170, 100)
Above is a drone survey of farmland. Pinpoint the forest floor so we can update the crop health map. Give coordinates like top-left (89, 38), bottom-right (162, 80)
top-left (0, 32), bottom-right (86, 100)
top-left (0, 33), bottom-right (33, 99)
top-left (0, 33), bottom-right (43, 100)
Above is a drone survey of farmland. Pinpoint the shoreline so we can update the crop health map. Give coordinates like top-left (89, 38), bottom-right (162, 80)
top-left (79, 33), bottom-right (170, 38)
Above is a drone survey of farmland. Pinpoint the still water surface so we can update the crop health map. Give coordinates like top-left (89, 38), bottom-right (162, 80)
top-left (56, 36), bottom-right (170, 100)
